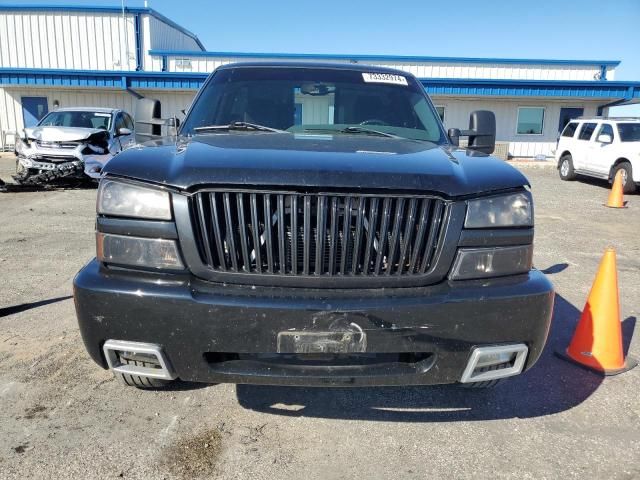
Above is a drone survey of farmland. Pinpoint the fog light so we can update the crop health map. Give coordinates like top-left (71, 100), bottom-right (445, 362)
top-left (97, 233), bottom-right (184, 270)
top-left (460, 344), bottom-right (528, 383)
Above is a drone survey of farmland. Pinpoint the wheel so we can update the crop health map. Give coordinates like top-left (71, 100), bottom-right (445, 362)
top-left (114, 357), bottom-right (173, 389)
top-left (458, 363), bottom-right (510, 389)
top-left (558, 154), bottom-right (576, 181)
top-left (612, 161), bottom-right (636, 194)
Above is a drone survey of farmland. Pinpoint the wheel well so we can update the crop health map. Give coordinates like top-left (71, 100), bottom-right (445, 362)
top-left (557, 151), bottom-right (571, 168)
top-left (609, 158), bottom-right (631, 180)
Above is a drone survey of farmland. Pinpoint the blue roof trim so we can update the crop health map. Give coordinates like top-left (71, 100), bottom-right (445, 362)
top-left (0, 4), bottom-right (206, 51)
top-left (1, 69), bottom-right (639, 101)
top-left (147, 50), bottom-right (620, 67)
top-left (0, 68), bottom-right (207, 90)
top-left (420, 77), bottom-right (640, 98)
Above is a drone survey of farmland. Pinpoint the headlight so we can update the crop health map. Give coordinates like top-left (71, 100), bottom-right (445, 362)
top-left (449, 245), bottom-right (533, 280)
top-left (97, 179), bottom-right (172, 220)
top-left (97, 233), bottom-right (184, 270)
top-left (15, 138), bottom-right (29, 155)
top-left (465, 192), bottom-right (532, 228)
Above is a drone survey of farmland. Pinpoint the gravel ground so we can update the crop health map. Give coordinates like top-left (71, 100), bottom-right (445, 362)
top-left (0, 155), bottom-right (639, 479)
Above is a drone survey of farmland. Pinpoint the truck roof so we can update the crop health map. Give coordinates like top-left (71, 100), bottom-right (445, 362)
top-left (216, 61), bottom-right (417, 77)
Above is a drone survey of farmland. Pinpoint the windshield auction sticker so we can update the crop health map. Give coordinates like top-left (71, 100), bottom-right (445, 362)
top-left (362, 72), bottom-right (408, 86)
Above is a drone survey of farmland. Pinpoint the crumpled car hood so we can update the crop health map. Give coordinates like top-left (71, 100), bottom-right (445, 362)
top-left (24, 126), bottom-right (107, 142)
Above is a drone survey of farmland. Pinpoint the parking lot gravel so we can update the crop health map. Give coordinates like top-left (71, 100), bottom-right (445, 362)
top-left (1, 155), bottom-right (639, 479)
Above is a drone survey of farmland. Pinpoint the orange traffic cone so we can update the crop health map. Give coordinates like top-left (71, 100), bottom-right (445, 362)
top-left (557, 247), bottom-right (637, 374)
top-left (606, 170), bottom-right (626, 208)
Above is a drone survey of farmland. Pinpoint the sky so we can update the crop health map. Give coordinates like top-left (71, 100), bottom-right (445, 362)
top-left (7, 0), bottom-right (640, 113)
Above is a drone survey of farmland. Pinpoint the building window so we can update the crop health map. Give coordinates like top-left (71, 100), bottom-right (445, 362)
top-left (435, 106), bottom-right (445, 123)
top-left (175, 58), bottom-right (192, 70)
top-left (516, 107), bottom-right (545, 135)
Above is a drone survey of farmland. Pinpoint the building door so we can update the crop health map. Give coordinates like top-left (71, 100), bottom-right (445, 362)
top-left (21, 97), bottom-right (49, 127)
top-left (558, 107), bottom-right (583, 133)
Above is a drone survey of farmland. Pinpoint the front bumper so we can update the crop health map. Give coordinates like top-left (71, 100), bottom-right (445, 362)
top-left (74, 259), bottom-right (554, 386)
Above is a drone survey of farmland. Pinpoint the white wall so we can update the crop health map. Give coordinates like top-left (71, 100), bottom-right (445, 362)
top-left (154, 54), bottom-right (615, 81)
top-left (0, 87), bottom-right (196, 134)
top-left (432, 97), bottom-right (601, 157)
top-left (0, 10), bottom-right (137, 71)
top-left (141, 14), bottom-right (202, 71)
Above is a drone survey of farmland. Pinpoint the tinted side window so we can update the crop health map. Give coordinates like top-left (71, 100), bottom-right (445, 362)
top-left (114, 113), bottom-right (126, 131)
top-left (597, 124), bottom-right (614, 139)
top-left (561, 122), bottom-right (579, 138)
top-left (123, 113), bottom-right (134, 130)
top-left (578, 122), bottom-right (597, 140)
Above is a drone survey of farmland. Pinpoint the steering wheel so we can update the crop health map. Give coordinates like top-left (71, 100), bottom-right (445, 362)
top-left (359, 119), bottom-right (389, 126)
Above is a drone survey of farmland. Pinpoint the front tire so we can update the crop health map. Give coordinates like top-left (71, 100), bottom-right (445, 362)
top-left (612, 161), bottom-right (636, 194)
top-left (559, 154), bottom-right (576, 181)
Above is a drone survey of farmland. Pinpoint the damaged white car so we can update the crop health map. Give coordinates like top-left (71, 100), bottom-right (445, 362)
top-left (14, 107), bottom-right (136, 185)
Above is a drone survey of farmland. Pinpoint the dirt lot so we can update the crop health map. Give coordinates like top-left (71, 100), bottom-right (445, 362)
top-left (1, 155), bottom-right (639, 479)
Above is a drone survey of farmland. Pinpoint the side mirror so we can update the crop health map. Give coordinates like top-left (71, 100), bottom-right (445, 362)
top-left (449, 111), bottom-right (496, 154)
top-left (448, 128), bottom-right (461, 147)
top-left (597, 133), bottom-right (612, 144)
top-left (165, 117), bottom-right (180, 128)
top-left (116, 127), bottom-right (132, 137)
top-left (467, 110), bottom-right (496, 154)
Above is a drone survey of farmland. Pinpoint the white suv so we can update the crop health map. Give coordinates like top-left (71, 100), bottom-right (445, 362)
top-left (556, 117), bottom-right (640, 193)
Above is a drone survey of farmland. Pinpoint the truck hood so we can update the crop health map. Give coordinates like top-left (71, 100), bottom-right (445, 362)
top-left (23, 126), bottom-right (107, 142)
top-left (103, 132), bottom-right (529, 197)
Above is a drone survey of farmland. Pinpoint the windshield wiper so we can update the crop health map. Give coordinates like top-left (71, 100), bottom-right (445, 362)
top-left (304, 126), bottom-right (400, 139)
top-left (341, 126), bottom-right (401, 138)
top-left (194, 122), bottom-right (284, 133)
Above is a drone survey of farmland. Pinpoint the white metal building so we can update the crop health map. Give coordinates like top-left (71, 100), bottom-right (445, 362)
top-left (1, 4), bottom-right (639, 158)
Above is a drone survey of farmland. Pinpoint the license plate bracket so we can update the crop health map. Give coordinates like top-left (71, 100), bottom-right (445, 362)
top-left (277, 331), bottom-right (367, 354)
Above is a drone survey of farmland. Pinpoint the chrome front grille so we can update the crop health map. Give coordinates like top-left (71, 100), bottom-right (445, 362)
top-left (189, 190), bottom-right (450, 285)
top-left (35, 141), bottom-right (80, 149)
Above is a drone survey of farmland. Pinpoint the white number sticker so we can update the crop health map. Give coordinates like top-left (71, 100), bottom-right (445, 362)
top-left (362, 72), bottom-right (408, 86)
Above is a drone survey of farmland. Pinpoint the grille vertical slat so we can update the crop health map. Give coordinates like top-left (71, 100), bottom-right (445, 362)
top-left (315, 196), bottom-right (327, 274)
top-left (386, 198), bottom-right (405, 275)
top-left (222, 193), bottom-right (239, 271)
top-left (420, 201), bottom-right (444, 273)
top-left (209, 193), bottom-right (227, 271)
top-left (340, 196), bottom-right (352, 275)
top-left (409, 199), bottom-right (432, 273)
top-left (263, 194), bottom-right (274, 273)
top-left (351, 197), bottom-right (365, 274)
top-left (250, 193), bottom-right (262, 273)
top-left (362, 198), bottom-right (379, 275)
top-left (192, 191), bottom-right (448, 282)
top-left (374, 197), bottom-right (393, 275)
top-left (328, 197), bottom-right (339, 275)
top-left (195, 194), bottom-right (214, 266)
top-left (236, 193), bottom-right (251, 272)
top-left (290, 195), bottom-right (298, 275)
top-left (303, 196), bottom-right (311, 275)
top-left (277, 194), bottom-right (286, 273)
top-left (397, 198), bottom-right (418, 275)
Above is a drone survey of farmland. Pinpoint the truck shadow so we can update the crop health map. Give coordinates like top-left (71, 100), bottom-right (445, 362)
top-left (235, 293), bottom-right (626, 422)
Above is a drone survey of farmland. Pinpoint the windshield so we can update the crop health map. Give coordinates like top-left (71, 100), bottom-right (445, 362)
top-left (39, 111), bottom-right (113, 130)
top-left (617, 123), bottom-right (640, 142)
top-left (181, 67), bottom-right (446, 143)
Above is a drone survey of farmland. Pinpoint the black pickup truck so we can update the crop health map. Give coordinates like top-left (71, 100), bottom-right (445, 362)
top-left (73, 63), bottom-right (554, 389)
